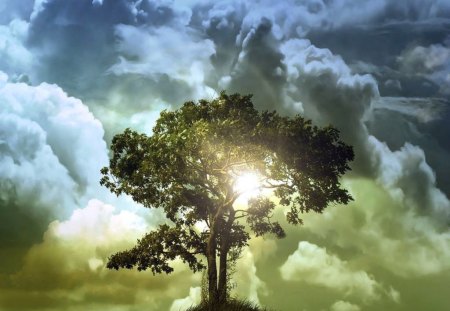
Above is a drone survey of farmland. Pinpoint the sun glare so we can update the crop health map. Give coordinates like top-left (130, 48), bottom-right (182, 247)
top-left (233, 172), bottom-right (261, 200)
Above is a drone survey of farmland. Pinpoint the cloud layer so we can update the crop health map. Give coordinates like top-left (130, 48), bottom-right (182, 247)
top-left (0, 1), bottom-right (449, 310)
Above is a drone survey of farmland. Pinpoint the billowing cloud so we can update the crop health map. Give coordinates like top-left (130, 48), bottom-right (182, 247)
top-left (109, 24), bottom-right (216, 100)
top-left (303, 178), bottom-right (450, 278)
top-left (280, 38), bottom-right (378, 174)
top-left (0, 19), bottom-right (33, 79)
top-left (398, 43), bottom-right (450, 95)
top-left (370, 138), bottom-right (450, 220)
top-left (0, 0), bottom-right (34, 24)
top-left (24, 0), bottom-right (194, 107)
top-left (232, 249), bottom-right (267, 305)
top-left (0, 74), bottom-right (108, 212)
top-left (223, 17), bottom-right (287, 111)
top-left (0, 72), bottom-right (110, 273)
top-left (399, 43), bottom-right (450, 74)
top-left (170, 287), bottom-right (201, 311)
top-left (1, 199), bottom-right (194, 311)
top-left (280, 241), bottom-right (393, 303)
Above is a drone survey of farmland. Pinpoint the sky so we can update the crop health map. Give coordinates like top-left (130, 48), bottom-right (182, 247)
top-left (0, 0), bottom-right (449, 310)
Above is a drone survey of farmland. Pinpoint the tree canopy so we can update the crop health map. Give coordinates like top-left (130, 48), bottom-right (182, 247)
top-left (100, 92), bottom-right (354, 307)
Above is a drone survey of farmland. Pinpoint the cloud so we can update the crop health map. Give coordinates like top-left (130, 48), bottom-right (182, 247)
top-left (170, 287), bottom-right (201, 311)
top-left (329, 300), bottom-right (361, 311)
top-left (0, 73), bottom-right (110, 272)
top-left (247, 0), bottom-right (386, 33)
top-left (366, 95), bottom-right (450, 197)
top-left (0, 75), bottom-right (108, 210)
top-left (279, 37), bottom-right (450, 223)
top-left (0, 19), bottom-right (33, 79)
top-left (370, 138), bottom-right (450, 220)
top-left (0, 0), bottom-right (34, 24)
top-left (380, 0), bottom-right (450, 22)
top-left (0, 111), bottom-right (76, 213)
top-left (11, 199), bottom-right (150, 289)
top-left (1, 1), bottom-right (450, 310)
top-left (231, 248), bottom-right (267, 304)
top-left (21, 0), bottom-right (218, 141)
top-left (109, 24), bottom-right (216, 100)
top-left (280, 38), bottom-right (379, 174)
top-left (1, 199), bottom-right (195, 311)
top-left (399, 43), bottom-right (450, 74)
top-left (303, 178), bottom-right (450, 278)
top-left (398, 43), bottom-right (450, 95)
top-left (372, 97), bottom-right (447, 123)
top-left (26, 0), bottom-right (192, 94)
top-left (280, 241), bottom-right (390, 303)
top-left (224, 17), bottom-right (287, 111)
top-left (198, 0), bottom-right (450, 45)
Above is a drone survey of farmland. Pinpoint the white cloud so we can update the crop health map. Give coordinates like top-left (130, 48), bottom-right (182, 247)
top-left (0, 75), bottom-right (109, 216)
top-left (4, 199), bottom-right (194, 310)
top-left (170, 287), bottom-right (201, 311)
top-left (370, 138), bottom-right (450, 220)
top-left (398, 43), bottom-right (450, 95)
top-left (275, 34), bottom-right (450, 294)
top-left (303, 178), bottom-right (450, 278)
top-left (11, 199), bottom-right (150, 287)
top-left (109, 25), bottom-right (217, 100)
top-left (399, 43), bottom-right (450, 74)
top-left (280, 241), bottom-right (387, 303)
top-left (0, 19), bottom-right (33, 79)
top-left (0, 0), bottom-right (33, 24)
top-left (330, 300), bottom-right (361, 311)
top-left (92, 0), bottom-right (103, 6)
top-left (232, 248), bottom-right (266, 304)
top-left (280, 38), bottom-right (378, 123)
top-left (0, 112), bottom-right (77, 215)
top-left (280, 38), bottom-right (379, 174)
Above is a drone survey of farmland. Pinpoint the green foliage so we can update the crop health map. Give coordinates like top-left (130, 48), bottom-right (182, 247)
top-left (247, 198), bottom-right (285, 238)
top-left (185, 299), bottom-right (275, 311)
top-left (107, 224), bottom-right (205, 274)
top-left (100, 92), bottom-right (354, 304)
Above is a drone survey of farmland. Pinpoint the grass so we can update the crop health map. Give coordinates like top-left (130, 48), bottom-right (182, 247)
top-left (185, 299), bottom-right (275, 311)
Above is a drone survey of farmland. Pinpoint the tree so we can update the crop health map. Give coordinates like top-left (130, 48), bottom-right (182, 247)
top-left (100, 92), bottom-right (354, 308)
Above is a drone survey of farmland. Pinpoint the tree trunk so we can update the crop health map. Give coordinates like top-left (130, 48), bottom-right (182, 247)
top-left (218, 210), bottom-right (235, 303)
top-left (206, 224), bottom-right (219, 309)
top-left (217, 241), bottom-right (228, 304)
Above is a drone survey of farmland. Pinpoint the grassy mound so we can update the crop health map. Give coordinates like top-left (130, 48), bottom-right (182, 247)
top-left (185, 299), bottom-right (274, 311)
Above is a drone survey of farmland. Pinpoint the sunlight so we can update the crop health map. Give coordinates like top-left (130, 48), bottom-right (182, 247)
top-left (233, 172), bottom-right (262, 202)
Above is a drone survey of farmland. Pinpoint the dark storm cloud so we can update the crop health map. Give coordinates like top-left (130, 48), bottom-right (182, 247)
top-left (397, 42), bottom-right (450, 96)
top-left (21, 0), bottom-right (205, 142)
top-left (192, 1), bottom-right (246, 81)
top-left (308, 21), bottom-right (450, 69)
top-left (0, 0), bottom-right (34, 24)
top-left (280, 38), bottom-right (379, 175)
top-left (367, 97), bottom-right (450, 196)
top-left (224, 17), bottom-right (287, 111)
top-left (280, 1), bottom-right (450, 202)
top-left (27, 0), bottom-right (189, 93)
top-left (302, 1), bottom-right (450, 99)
